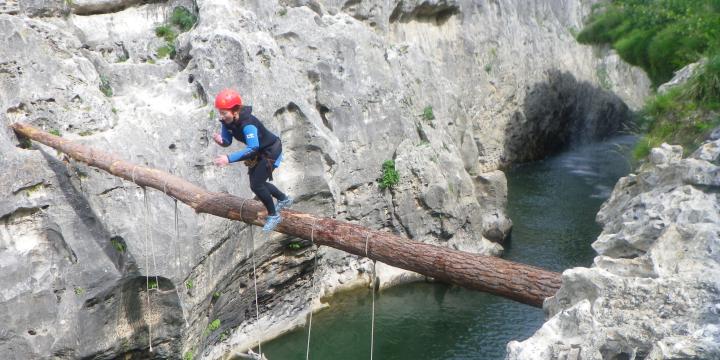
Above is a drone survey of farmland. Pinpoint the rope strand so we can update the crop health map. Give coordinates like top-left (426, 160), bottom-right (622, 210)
top-left (143, 187), bottom-right (153, 352)
top-left (305, 218), bottom-right (319, 360)
top-left (365, 233), bottom-right (376, 360)
top-left (250, 226), bottom-right (263, 356)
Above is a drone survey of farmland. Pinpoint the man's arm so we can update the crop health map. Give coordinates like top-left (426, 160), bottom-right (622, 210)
top-left (227, 125), bottom-right (260, 163)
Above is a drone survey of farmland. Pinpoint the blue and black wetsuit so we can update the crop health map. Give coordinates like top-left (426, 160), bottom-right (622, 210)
top-left (219, 106), bottom-right (287, 215)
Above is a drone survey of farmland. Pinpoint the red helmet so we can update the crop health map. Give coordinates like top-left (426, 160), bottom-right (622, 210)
top-left (214, 89), bottom-right (243, 110)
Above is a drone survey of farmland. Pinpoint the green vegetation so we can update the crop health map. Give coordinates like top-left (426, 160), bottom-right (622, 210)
top-left (208, 319), bottom-right (221, 331)
top-left (185, 279), bottom-right (194, 289)
top-left (219, 331), bottom-right (229, 341)
top-left (156, 44), bottom-right (176, 59)
top-left (422, 106), bottom-right (435, 121)
top-left (49, 129), bottom-right (61, 137)
top-left (99, 75), bottom-right (113, 97)
top-left (183, 350), bottom-right (194, 360)
top-left (110, 238), bottom-right (125, 252)
top-left (378, 160), bottom-right (400, 190)
top-left (633, 71), bottom-right (720, 158)
top-left (287, 242), bottom-right (302, 250)
top-left (212, 291), bottom-right (221, 299)
top-left (577, 1), bottom-right (720, 86)
top-left (279, 7), bottom-right (288, 16)
top-left (18, 137), bottom-right (32, 149)
top-left (148, 279), bottom-right (158, 290)
top-left (24, 183), bottom-right (44, 195)
top-left (171, 6), bottom-right (197, 32)
top-left (154, 6), bottom-right (196, 59)
top-left (203, 319), bottom-right (221, 337)
top-left (155, 25), bottom-right (177, 43)
top-left (74, 287), bottom-right (85, 296)
top-left (577, 1), bottom-right (720, 158)
top-left (79, 130), bottom-right (94, 136)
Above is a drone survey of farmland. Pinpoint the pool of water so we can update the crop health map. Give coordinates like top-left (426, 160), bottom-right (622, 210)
top-left (262, 136), bottom-right (636, 360)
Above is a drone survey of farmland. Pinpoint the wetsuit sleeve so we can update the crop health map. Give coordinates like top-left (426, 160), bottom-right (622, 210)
top-left (227, 125), bottom-right (260, 163)
top-left (220, 123), bottom-right (233, 146)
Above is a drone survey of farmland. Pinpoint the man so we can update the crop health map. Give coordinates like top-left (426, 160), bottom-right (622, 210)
top-left (212, 88), bottom-right (293, 232)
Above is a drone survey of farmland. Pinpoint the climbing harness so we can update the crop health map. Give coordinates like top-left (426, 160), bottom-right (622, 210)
top-left (365, 233), bottom-right (376, 360)
top-left (305, 218), bottom-right (320, 360)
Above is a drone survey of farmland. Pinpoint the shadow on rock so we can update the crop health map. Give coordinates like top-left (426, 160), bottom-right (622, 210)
top-left (505, 70), bottom-right (634, 163)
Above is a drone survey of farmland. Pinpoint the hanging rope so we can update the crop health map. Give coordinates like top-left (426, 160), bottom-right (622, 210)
top-left (249, 225), bottom-right (263, 357)
top-left (305, 218), bottom-right (320, 360)
top-left (162, 176), bottom-right (190, 328)
top-left (365, 233), bottom-right (376, 360)
top-left (142, 187), bottom-right (155, 352)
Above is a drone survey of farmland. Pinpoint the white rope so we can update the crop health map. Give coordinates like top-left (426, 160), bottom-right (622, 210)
top-left (250, 225), bottom-right (263, 356)
top-left (365, 233), bottom-right (376, 360)
top-left (305, 219), bottom-right (319, 360)
top-left (172, 198), bottom-right (190, 328)
top-left (239, 199), bottom-right (248, 221)
top-left (131, 166), bottom-right (139, 185)
top-left (143, 187), bottom-right (154, 352)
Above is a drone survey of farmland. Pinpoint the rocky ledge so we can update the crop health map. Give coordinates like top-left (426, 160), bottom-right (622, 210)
top-left (507, 133), bottom-right (720, 359)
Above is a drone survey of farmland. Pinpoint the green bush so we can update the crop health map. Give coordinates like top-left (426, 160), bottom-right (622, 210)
top-left (157, 44), bottom-right (176, 59)
top-left (153, 7), bottom-right (196, 60)
top-left (684, 54), bottom-right (720, 108)
top-left (378, 160), bottom-right (399, 190)
top-left (576, 0), bottom-right (720, 87)
top-left (155, 25), bottom-right (177, 43)
top-left (171, 6), bottom-right (197, 32)
top-left (422, 106), bottom-right (435, 121)
top-left (633, 76), bottom-right (720, 159)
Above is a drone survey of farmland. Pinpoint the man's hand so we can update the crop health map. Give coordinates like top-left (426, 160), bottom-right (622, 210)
top-left (213, 133), bottom-right (225, 146)
top-left (213, 155), bottom-right (229, 167)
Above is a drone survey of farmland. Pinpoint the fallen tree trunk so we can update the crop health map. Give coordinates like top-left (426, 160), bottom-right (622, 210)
top-left (12, 122), bottom-right (562, 307)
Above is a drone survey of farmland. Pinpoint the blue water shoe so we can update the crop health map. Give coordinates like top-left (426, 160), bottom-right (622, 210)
top-left (276, 196), bottom-right (294, 211)
top-left (263, 214), bottom-right (282, 232)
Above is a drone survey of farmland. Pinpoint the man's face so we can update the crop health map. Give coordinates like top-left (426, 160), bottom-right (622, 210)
top-left (219, 109), bottom-right (235, 124)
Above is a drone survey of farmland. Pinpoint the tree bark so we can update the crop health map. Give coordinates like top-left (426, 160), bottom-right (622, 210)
top-left (11, 123), bottom-right (562, 307)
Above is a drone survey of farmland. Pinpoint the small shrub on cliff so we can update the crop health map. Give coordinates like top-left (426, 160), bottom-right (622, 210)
top-left (155, 25), bottom-right (176, 43)
top-left (154, 6), bottom-right (196, 59)
top-left (378, 160), bottom-right (399, 190)
top-left (171, 6), bottom-right (197, 32)
top-left (422, 106), bottom-right (435, 121)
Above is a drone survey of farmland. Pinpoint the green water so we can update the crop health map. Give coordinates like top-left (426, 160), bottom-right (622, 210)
top-left (263, 136), bottom-right (636, 360)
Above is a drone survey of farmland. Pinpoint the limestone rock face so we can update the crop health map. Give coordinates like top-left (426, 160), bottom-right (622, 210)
top-left (0, 0), bottom-right (649, 358)
top-left (507, 137), bottom-right (720, 360)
